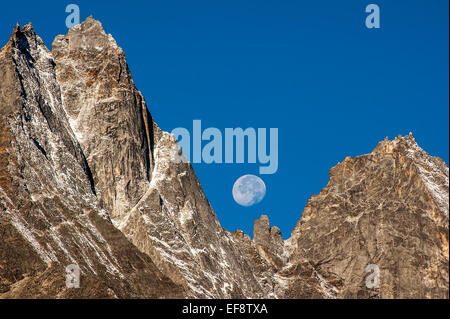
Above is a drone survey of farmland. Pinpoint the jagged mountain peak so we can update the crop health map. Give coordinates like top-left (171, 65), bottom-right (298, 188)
top-left (7, 22), bottom-right (33, 42)
top-left (372, 132), bottom-right (418, 154)
top-left (51, 16), bottom-right (153, 224)
top-left (2, 22), bottom-right (47, 58)
top-left (54, 16), bottom-right (120, 54)
top-left (319, 133), bottom-right (449, 221)
top-left (73, 16), bottom-right (104, 32)
top-left (284, 134), bottom-right (448, 298)
top-left (372, 133), bottom-right (449, 217)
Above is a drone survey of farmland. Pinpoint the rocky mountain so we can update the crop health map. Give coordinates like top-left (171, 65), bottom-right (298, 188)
top-left (0, 17), bottom-right (448, 299)
top-left (0, 22), bottom-right (183, 298)
top-left (283, 135), bottom-right (449, 298)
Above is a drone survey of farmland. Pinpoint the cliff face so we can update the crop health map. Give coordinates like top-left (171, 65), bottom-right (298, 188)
top-left (0, 18), bottom-right (448, 299)
top-left (282, 135), bottom-right (449, 299)
top-left (51, 17), bottom-right (275, 298)
top-left (52, 18), bottom-right (153, 225)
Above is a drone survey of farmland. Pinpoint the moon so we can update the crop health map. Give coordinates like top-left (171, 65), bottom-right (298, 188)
top-left (232, 175), bottom-right (266, 207)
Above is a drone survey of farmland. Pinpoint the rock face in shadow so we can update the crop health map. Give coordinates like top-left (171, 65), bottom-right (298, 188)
top-left (0, 17), bottom-right (448, 299)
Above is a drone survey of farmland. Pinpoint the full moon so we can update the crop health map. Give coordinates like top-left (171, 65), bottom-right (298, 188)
top-left (232, 175), bottom-right (266, 207)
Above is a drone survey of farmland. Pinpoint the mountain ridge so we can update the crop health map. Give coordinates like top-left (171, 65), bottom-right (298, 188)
top-left (0, 18), bottom-right (448, 299)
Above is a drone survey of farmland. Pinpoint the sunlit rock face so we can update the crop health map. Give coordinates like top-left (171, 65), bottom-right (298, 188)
top-left (51, 17), bottom-right (274, 298)
top-left (233, 136), bottom-right (448, 299)
top-left (52, 17), bottom-right (153, 225)
top-left (283, 135), bottom-right (449, 299)
top-left (0, 17), bottom-right (448, 299)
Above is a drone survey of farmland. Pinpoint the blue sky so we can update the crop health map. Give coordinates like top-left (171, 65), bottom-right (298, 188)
top-left (2, 0), bottom-right (448, 239)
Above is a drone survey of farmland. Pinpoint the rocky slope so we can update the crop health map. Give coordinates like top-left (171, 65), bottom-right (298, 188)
top-left (0, 17), bottom-right (448, 299)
